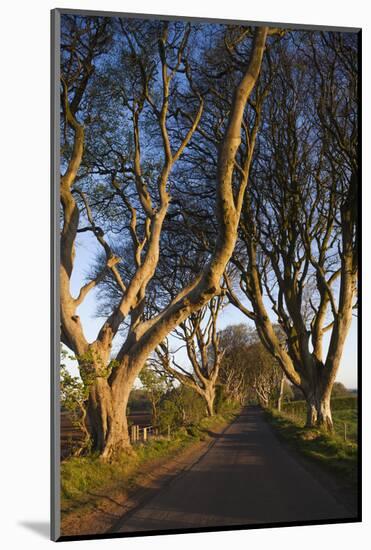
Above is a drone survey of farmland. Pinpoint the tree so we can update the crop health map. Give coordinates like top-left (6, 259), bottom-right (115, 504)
top-left (139, 366), bottom-right (169, 425)
top-left (152, 297), bottom-right (224, 416)
top-left (218, 324), bottom-right (254, 404)
top-left (60, 349), bottom-right (90, 456)
top-left (59, 16), bottom-right (269, 458)
top-left (225, 31), bottom-right (357, 430)
top-left (218, 324), bottom-right (283, 407)
top-left (244, 342), bottom-right (284, 408)
top-left (157, 385), bottom-right (205, 432)
top-left (331, 382), bottom-right (351, 398)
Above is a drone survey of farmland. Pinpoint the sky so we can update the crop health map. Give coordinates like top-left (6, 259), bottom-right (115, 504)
top-left (65, 232), bottom-right (358, 389)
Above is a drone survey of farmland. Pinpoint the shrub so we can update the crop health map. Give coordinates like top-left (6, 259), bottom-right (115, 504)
top-left (157, 386), bottom-right (208, 433)
top-left (157, 399), bottom-right (181, 433)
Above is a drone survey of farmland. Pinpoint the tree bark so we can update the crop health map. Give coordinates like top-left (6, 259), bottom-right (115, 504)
top-left (86, 377), bottom-right (132, 458)
top-left (305, 387), bottom-right (333, 431)
top-left (204, 387), bottom-right (216, 417)
top-left (84, 360), bottom-right (142, 459)
top-left (316, 393), bottom-right (333, 431)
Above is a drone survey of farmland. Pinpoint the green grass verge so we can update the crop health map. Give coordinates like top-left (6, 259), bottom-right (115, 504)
top-left (281, 405), bottom-right (358, 443)
top-left (264, 408), bottom-right (358, 485)
top-left (61, 410), bottom-right (238, 515)
top-left (332, 409), bottom-right (358, 442)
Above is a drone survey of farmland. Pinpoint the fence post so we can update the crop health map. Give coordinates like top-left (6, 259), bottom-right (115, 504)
top-left (131, 425), bottom-right (136, 443)
top-left (143, 427), bottom-right (147, 442)
top-left (136, 425), bottom-right (140, 441)
top-left (167, 424), bottom-right (171, 440)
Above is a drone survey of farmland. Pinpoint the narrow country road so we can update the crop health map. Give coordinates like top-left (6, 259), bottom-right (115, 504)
top-left (113, 407), bottom-right (355, 534)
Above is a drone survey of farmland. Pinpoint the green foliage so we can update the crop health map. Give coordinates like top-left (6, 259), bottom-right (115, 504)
top-left (214, 385), bottom-right (240, 415)
top-left (157, 386), bottom-right (205, 432)
top-left (60, 350), bottom-right (88, 413)
top-left (61, 436), bottom-right (190, 511)
top-left (330, 397), bottom-right (358, 411)
top-left (332, 409), bottom-right (358, 442)
top-left (60, 366), bottom-right (87, 412)
top-left (265, 409), bottom-right (358, 485)
top-left (75, 349), bottom-right (118, 385)
top-left (157, 399), bottom-right (180, 432)
top-left (128, 389), bottom-right (151, 412)
top-left (139, 365), bottom-right (168, 394)
top-left (139, 366), bottom-right (169, 423)
top-left (186, 425), bottom-right (203, 439)
top-left (214, 385), bottom-right (226, 413)
top-left (331, 382), bottom-right (352, 397)
top-left (60, 349), bottom-right (91, 455)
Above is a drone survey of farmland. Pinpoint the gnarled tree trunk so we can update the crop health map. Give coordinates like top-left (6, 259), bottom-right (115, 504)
top-left (305, 388), bottom-right (333, 431)
top-left (86, 359), bottom-right (141, 460)
top-left (316, 393), bottom-right (333, 431)
top-left (203, 384), bottom-right (216, 417)
top-left (87, 379), bottom-right (132, 457)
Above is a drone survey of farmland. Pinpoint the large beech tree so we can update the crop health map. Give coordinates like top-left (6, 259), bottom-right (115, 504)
top-left (60, 16), bottom-right (268, 458)
top-left (225, 32), bottom-right (358, 430)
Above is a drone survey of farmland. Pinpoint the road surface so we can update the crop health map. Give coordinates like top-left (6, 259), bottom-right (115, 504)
top-left (113, 407), bottom-right (355, 533)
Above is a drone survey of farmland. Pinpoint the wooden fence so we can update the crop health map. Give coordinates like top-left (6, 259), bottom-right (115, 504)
top-left (61, 409), bottom-right (157, 459)
top-left (130, 424), bottom-right (160, 443)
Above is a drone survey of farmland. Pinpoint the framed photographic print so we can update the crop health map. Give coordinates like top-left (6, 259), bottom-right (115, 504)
top-left (51, 8), bottom-right (361, 542)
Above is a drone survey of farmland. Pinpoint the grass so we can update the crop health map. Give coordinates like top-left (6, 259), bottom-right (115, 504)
top-left (61, 437), bottom-right (187, 512)
top-left (332, 409), bottom-right (358, 442)
top-left (281, 404), bottom-right (358, 442)
top-left (265, 408), bottom-right (358, 485)
top-left (61, 409), bottom-right (238, 515)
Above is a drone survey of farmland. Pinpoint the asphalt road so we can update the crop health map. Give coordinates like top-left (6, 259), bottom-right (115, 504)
top-left (115, 407), bottom-right (355, 533)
